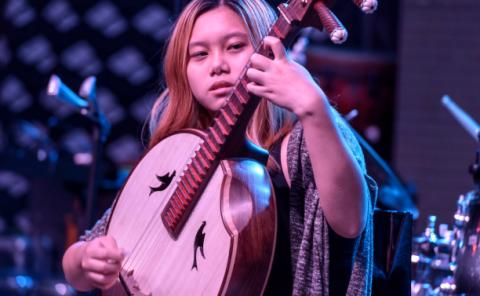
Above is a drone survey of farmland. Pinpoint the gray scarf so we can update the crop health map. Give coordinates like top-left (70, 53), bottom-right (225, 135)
top-left (287, 113), bottom-right (377, 296)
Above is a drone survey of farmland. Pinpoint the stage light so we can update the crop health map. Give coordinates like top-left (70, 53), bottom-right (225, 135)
top-left (4, 0), bottom-right (36, 28)
top-left (12, 212), bottom-right (31, 235)
top-left (106, 135), bottom-right (142, 165)
top-left (14, 275), bottom-right (34, 289)
top-left (0, 217), bottom-right (5, 234)
top-left (0, 124), bottom-right (5, 153)
top-left (0, 76), bottom-right (33, 113)
top-left (0, 171), bottom-right (30, 198)
top-left (84, 1), bottom-right (127, 38)
top-left (60, 41), bottom-right (102, 76)
top-left (14, 120), bottom-right (48, 149)
top-left (73, 152), bottom-right (92, 166)
top-left (54, 282), bottom-right (72, 295)
top-left (132, 4), bottom-right (171, 41)
top-left (17, 35), bottom-right (57, 73)
top-left (107, 46), bottom-right (153, 85)
top-left (130, 93), bottom-right (157, 123)
top-left (42, 0), bottom-right (79, 32)
top-left (60, 128), bottom-right (91, 155)
top-left (97, 87), bottom-right (126, 125)
top-left (364, 124), bottom-right (381, 143)
top-left (0, 36), bottom-right (11, 66)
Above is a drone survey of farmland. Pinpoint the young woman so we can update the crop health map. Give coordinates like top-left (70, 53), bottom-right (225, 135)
top-left (62, 0), bottom-right (376, 295)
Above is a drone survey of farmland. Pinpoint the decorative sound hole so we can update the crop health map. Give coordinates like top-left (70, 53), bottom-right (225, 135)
top-left (149, 171), bottom-right (176, 196)
top-left (192, 221), bottom-right (207, 270)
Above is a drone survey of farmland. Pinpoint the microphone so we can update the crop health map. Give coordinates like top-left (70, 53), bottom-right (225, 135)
top-left (47, 75), bottom-right (89, 109)
top-left (79, 76), bottom-right (96, 101)
top-left (441, 94), bottom-right (480, 142)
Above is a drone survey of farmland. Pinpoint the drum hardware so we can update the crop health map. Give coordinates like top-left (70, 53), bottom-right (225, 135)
top-left (412, 215), bottom-right (456, 292)
top-left (411, 215), bottom-right (460, 295)
top-left (411, 95), bottom-right (480, 295)
top-left (453, 189), bottom-right (480, 294)
top-left (411, 282), bottom-right (434, 296)
top-left (437, 276), bottom-right (456, 295)
top-left (443, 95), bottom-right (480, 294)
top-left (411, 158), bottom-right (480, 296)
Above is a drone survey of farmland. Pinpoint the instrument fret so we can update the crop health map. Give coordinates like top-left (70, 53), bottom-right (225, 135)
top-left (177, 182), bottom-right (191, 200)
top-left (183, 172), bottom-right (197, 191)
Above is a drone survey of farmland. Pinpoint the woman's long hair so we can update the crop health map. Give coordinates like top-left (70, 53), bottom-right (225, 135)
top-left (149, 0), bottom-right (296, 162)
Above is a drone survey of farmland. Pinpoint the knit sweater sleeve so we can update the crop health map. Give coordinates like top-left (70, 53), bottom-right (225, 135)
top-left (79, 208), bottom-right (111, 241)
top-left (286, 107), bottom-right (377, 296)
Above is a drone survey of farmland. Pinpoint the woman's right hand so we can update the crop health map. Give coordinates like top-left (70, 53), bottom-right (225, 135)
top-left (80, 235), bottom-right (124, 290)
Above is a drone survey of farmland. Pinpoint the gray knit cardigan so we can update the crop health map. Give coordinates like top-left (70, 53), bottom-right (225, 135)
top-left (287, 112), bottom-right (377, 296)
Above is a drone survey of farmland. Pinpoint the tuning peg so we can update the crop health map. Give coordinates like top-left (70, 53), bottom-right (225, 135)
top-left (313, 2), bottom-right (348, 44)
top-left (353, 0), bottom-right (378, 14)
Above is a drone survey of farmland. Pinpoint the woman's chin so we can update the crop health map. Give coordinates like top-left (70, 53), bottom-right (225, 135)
top-left (201, 96), bottom-right (229, 115)
top-left (213, 97), bottom-right (228, 110)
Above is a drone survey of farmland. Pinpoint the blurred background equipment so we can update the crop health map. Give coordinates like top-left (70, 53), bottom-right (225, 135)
top-left (410, 96), bottom-right (480, 295)
top-left (441, 95), bottom-right (480, 294)
top-left (47, 74), bottom-right (111, 230)
top-left (2, 0), bottom-right (480, 295)
top-left (1, 1), bottom-right (175, 294)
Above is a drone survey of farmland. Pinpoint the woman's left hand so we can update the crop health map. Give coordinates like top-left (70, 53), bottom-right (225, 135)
top-left (246, 36), bottom-right (327, 118)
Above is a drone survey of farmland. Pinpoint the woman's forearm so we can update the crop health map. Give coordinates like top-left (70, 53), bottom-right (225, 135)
top-left (298, 96), bottom-right (368, 238)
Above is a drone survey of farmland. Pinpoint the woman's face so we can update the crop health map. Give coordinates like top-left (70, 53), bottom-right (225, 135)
top-left (186, 6), bottom-right (254, 113)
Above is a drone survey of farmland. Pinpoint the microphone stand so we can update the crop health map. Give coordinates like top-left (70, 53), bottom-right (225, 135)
top-left (47, 75), bottom-right (110, 231)
top-left (79, 77), bottom-right (110, 231)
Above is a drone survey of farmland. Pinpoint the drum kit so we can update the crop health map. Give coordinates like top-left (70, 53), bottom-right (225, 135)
top-left (411, 96), bottom-right (480, 295)
top-left (411, 188), bottom-right (480, 295)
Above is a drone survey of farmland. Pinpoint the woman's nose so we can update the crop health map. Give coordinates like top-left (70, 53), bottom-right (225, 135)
top-left (210, 52), bottom-right (229, 76)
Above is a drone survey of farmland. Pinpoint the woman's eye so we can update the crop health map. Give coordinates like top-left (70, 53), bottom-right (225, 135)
top-left (229, 43), bottom-right (245, 51)
top-left (191, 51), bottom-right (207, 58)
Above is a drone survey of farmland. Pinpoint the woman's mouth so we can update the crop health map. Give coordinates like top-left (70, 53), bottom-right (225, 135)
top-left (209, 81), bottom-right (233, 92)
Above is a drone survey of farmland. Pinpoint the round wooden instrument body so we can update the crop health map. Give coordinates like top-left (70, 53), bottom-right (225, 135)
top-left (104, 130), bottom-right (277, 295)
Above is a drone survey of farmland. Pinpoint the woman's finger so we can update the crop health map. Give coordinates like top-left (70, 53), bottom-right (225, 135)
top-left (263, 36), bottom-right (287, 61)
top-left (82, 257), bottom-right (121, 275)
top-left (250, 53), bottom-right (270, 71)
top-left (87, 243), bottom-right (123, 262)
top-left (246, 82), bottom-right (272, 98)
top-left (86, 271), bottom-right (118, 290)
top-left (246, 68), bottom-right (266, 86)
top-left (100, 236), bottom-right (124, 259)
top-left (100, 236), bottom-right (123, 253)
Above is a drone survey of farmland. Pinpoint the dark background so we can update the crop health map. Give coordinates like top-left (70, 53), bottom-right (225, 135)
top-left (1, 0), bottom-right (479, 294)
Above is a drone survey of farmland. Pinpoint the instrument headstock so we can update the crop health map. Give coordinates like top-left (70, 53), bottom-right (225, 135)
top-left (277, 0), bottom-right (378, 44)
